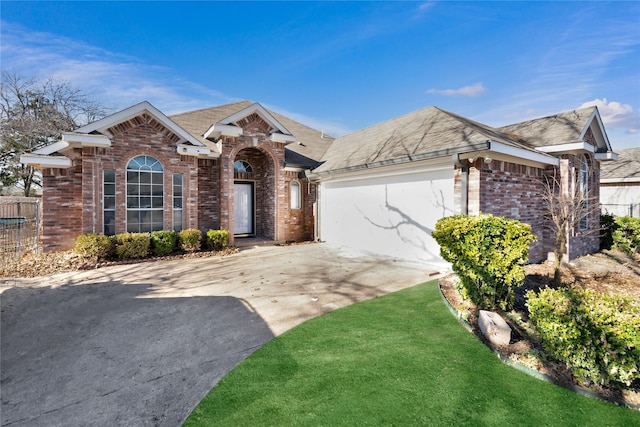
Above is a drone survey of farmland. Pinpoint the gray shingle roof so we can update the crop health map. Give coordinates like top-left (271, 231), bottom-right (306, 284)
top-left (170, 102), bottom-right (334, 167)
top-left (313, 106), bottom-right (534, 174)
top-left (600, 148), bottom-right (640, 180)
top-left (497, 107), bottom-right (596, 148)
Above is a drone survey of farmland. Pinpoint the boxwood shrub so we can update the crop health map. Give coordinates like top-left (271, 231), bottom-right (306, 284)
top-left (114, 232), bottom-right (151, 259)
top-left (178, 228), bottom-right (202, 252)
top-left (151, 230), bottom-right (177, 256)
top-left (527, 287), bottom-right (640, 386)
top-left (74, 234), bottom-right (115, 260)
top-left (206, 229), bottom-right (229, 251)
top-left (432, 214), bottom-right (535, 310)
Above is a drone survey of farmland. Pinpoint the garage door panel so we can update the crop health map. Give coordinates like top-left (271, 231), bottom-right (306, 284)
top-left (320, 168), bottom-right (454, 263)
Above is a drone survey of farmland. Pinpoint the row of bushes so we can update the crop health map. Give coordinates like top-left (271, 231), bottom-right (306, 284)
top-left (432, 214), bottom-right (535, 311)
top-left (600, 213), bottom-right (640, 255)
top-left (527, 286), bottom-right (640, 387)
top-left (74, 229), bottom-right (229, 260)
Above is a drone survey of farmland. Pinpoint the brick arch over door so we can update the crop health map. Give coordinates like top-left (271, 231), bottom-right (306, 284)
top-left (232, 147), bottom-right (277, 239)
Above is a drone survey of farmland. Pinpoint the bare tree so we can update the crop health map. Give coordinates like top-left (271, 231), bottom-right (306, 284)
top-left (0, 71), bottom-right (108, 196)
top-left (541, 162), bottom-right (600, 286)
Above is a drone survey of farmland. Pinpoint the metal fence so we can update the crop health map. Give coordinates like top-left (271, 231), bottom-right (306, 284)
top-left (0, 198), bottom-right (41, 262)
top-left (600, 203), bottom-right (640, 218)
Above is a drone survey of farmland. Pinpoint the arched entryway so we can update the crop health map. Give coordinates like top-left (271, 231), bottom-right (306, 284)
top-left (233, 147), bottom-right (276, 239)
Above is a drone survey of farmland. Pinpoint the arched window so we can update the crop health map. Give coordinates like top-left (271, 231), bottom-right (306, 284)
top-left (578, 155), bottom-right (589, 231)
top-left (126, 155), bottom-right (164, 232)
top-left (290, 180), bottom-right (301, 210)
top-left (234, 160), bottom-right (253, 173)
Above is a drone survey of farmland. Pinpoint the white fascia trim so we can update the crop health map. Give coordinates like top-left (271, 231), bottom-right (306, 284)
top-left (203, 123), bottom-right (244, 139)
top-left (20, 154), bottom-right (72, 169)
top-left (314, 158), bottom-right (452, 183)
top-left (601, 177), bottom-right (640, 184)
top-left (581, 107), bottom-right (613, 152)
top-left (75, 101), bottom-right (204, 147)
top-left (489, 141), bottom-right (559, 166)
top-left (220, 103), bottom-right (291, 136)
top-left (271, 133), bottom-right (297, 144)
top-left (176, 143), bottom-right (220, 159)
top-left (62, 132), bottom-right (111, 148)
top-left (536, 141), bottom-right (595, 154)
top-left (33, 140), bottom-right (70, 155)
top-left (594, 152), bottom-right (618, 161)
top-left (284, 166), bottom-right (306, 172)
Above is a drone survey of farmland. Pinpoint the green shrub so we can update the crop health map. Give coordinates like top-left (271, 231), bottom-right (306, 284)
top-left (612, 216), bottom-right (640, 255)
top-left (599, 212), bottom-right (617, 250)
top-left (151, 230), bottom-right (177, 256)
top-left (74, 234), bottom-right (114, 260)
top-left (206, 229), bottom-right (229, 251)
top-left (178, 228), bottom-right (202, 252)
top-left (527, 287), bottom-right (640, 386)
top-left (114, 232), bottom-right (151, 259)
top-left (432, 214), bottom-right (535, 310)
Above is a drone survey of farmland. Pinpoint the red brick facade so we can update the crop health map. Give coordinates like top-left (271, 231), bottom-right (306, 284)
top-left (454, 154), bottom-right (600, 262)
top-left (40, 112), bottom-right (316, 252)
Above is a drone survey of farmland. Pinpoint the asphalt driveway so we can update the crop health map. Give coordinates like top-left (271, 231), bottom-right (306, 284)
top-left (1, 243), bottom-right (442, 426)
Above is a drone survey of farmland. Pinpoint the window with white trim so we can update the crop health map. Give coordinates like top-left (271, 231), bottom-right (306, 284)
top-left (290, 180), bottom-right (301, 210)
top-left (173, 173), bottom-right (183, 231)
top-left (103, 169), bottom-right (116, 235)
top-left (234, 160), bottom-right (253, 173)
top-left (126, 155), bottom-right (164, 233)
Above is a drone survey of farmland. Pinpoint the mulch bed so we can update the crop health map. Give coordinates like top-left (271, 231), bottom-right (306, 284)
top-left (439, 250), bottom-right (640, 410)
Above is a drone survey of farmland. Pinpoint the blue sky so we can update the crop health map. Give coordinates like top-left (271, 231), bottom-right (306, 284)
top-left (1, 1), bottom-right (639, 149)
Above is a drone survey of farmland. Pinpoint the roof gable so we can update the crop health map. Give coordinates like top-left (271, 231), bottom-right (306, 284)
top-left (75, 101), bottom-right (203, 147)
top-left (498, 106), bottom-right (612, 153)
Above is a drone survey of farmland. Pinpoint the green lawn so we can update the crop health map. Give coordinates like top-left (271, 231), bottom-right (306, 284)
top-left (184, 281), bottom-right (640, 426)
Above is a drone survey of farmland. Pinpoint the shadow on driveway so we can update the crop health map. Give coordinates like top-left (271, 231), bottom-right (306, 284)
top-left (1, 281), bottom-right (274, 426)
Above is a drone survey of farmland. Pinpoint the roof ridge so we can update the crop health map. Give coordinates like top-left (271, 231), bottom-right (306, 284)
top-left (169, 100), bottom-right (253, 118)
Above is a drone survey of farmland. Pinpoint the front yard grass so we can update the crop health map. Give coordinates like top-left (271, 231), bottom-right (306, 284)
top-left (184, 280), bottom-right (639, 426)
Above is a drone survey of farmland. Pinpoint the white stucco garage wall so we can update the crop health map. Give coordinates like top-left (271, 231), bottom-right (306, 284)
top-left (318, 162), bottom-right (455, 264)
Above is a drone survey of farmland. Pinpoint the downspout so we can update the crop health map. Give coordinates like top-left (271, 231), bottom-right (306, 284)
top-left (453, 154), bottom-right (469, 215)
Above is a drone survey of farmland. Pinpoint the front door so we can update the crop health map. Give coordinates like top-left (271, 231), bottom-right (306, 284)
top-left (234, 182), bottom-right (254, 235)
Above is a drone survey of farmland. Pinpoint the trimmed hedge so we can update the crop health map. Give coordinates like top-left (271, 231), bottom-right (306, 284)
top-left (432, 214), bottom-right (535, 310)
top-left (74, 234), bottom-right (114, 260)
top-left (612, 216), bottom-right (640, 256)
top-left (527, 287), bottom-right (640, 386)
top-left (115, 232), bottom-right (151, 259)
top-left (178, 229), bottom-right (202, 252)
top-left (206, 229), bottom-right (229, 251)
top-left (151, 230), bottom-right (177, 256)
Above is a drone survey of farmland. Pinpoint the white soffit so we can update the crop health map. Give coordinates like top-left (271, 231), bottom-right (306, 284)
top-left (176, 143), bottom-right (219, 158)
top-left (33, 140), bottom-right (69, 155)
top-left (203, 123), bottom-right (244, 139)
top-left (271, 133), bottom-right (297, 144)
top-left (61, 132), bottom-right (111, 148)
top-left (489, 140), bottom-right (559, 166)
top-left (536, 141), bottom-right (595, 154)
top-left (20, 154), bottom-right (72, 169)
top-left (595, 152), bottom-right (619, 161)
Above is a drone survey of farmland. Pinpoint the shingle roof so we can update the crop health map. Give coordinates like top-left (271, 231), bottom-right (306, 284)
top-left (497, 107), bottom-right (596, 148)
top-left (313, 106), bottom-right (535, 174)
top-left (600, 147), bottom-right (640, 180)
top-left (170, 102), bottom-right (334, 168)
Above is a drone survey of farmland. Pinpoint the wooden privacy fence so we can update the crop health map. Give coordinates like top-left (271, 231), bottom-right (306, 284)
top-left (0, 197), bottom-right (41, 262)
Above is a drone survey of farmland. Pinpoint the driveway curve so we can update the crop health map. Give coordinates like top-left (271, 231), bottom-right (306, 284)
top-left (1, 243), bottom-right (442, 426)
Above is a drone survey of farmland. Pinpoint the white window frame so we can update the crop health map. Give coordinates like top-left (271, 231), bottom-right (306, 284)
top-left (126, 155), bottom-right (164, 233)
top-left (103, 169), bottom-right (116, 235)
top-left (290, 180), bottom-right (301, 210)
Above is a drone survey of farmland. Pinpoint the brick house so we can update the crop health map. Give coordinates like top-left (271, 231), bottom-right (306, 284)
top-left (22, 101), bottom-right (616, 263)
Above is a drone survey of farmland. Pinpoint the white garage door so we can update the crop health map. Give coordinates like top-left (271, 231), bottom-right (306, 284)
top-left (319, 164), bottom-right (455, 264)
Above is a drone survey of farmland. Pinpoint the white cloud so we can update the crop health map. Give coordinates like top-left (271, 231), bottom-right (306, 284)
top-left (579, 98), bottom-right (640, 134)
top-left (427, 82), bottom-right (486, 97)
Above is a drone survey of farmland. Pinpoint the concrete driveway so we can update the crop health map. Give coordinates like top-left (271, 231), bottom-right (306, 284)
top-left (1, 243), bottom-right (442, 426)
